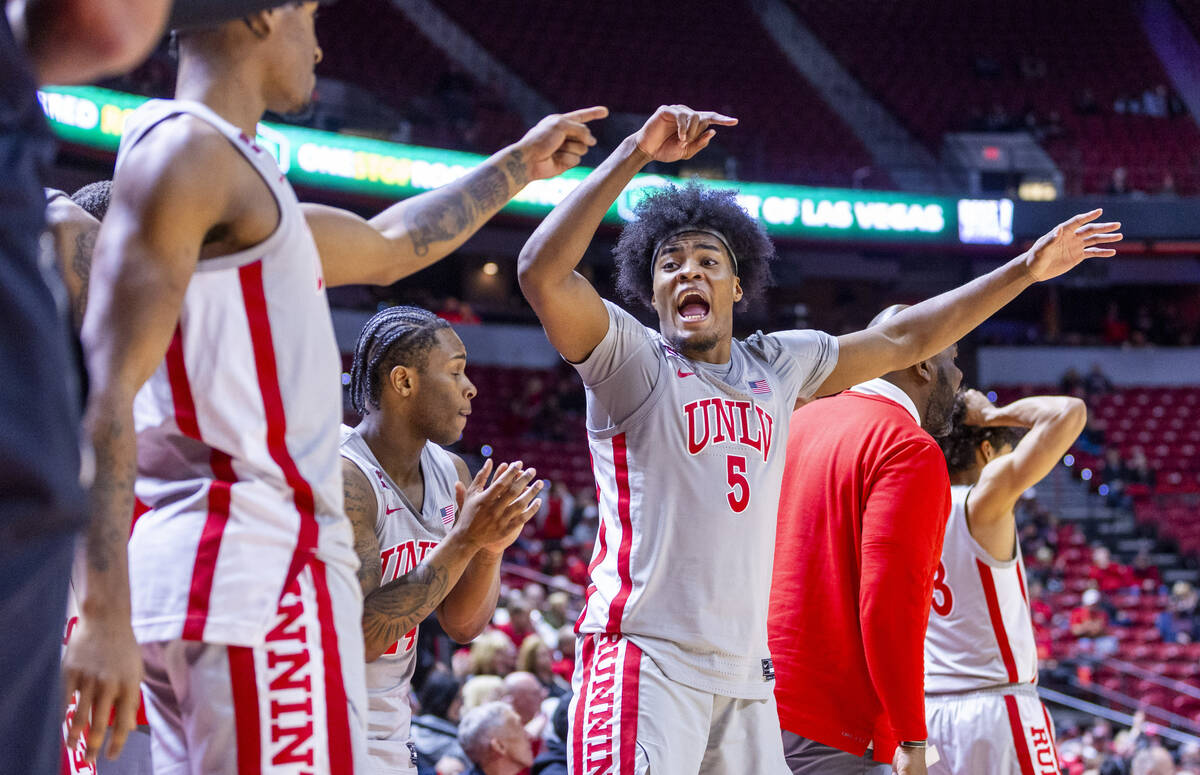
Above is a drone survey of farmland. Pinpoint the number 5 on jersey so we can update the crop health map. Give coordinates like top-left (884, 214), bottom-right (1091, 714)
top-left (726, 454), bottom-right (750, 513)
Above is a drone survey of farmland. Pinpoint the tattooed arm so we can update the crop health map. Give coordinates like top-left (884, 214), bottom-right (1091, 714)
top-left (44, 192), bottom-right (99, 331)
top-left (305, 107), bottom-right (606, 289)
top-left (356, 459), bottom-right (543, 659)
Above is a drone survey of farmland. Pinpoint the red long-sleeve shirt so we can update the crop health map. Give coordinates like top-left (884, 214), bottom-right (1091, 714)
top-left (769, 389), bottom-right (950, 763)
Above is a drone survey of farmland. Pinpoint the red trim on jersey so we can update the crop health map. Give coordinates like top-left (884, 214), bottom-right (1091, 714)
top-left (182, 450), bottom-right (238, 640)
top-left (606, 434), bottom-right (634, 632)
top-left (1016, 564), bottom-right (1029, 604)
top-left (165, 325), bottom-right (201, 439)
top-left (1040, 702), bottom-right (1061, 770)
top-left (228, 645), bottom-right (262, 775)
top-left (977, 558), bottom-right (1019, 683)
top-left (1004, 694), bottom-right (1036, 775)
top-left (238, 261), bottom-right (319, 596)
top-left (576, 519), bottom-right (608, 632)
top-left (168, 325), bottom-right (241, 641)
top-left (311, 561), bottom-right (353, 773)
top-left (571, 635), bottom-right (597, 775)
top-left (618, 639), bottom-right (642, 774)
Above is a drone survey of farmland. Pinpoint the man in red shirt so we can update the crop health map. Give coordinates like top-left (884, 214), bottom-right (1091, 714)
top-left (769, 305), bottom-right (961, 775)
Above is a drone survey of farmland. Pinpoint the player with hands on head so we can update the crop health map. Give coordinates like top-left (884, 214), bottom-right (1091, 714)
top-left (923, 388), bottom-right (1086, 774)
top-left (69, 1), bottom-right (603, 767)
top-left (517, 100), bottom-right (1120, 774)
top-left (341, 305), bottom-right (544, 774)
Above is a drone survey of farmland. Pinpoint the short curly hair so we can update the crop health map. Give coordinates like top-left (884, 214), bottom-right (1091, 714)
top-left (612, 181), bottom-right (775, 310)
top-left (938, 393), bottom-right (1027, 475)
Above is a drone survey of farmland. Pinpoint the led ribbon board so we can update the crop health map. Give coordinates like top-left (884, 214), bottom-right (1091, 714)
top-left (38, 85), bottom-right (1010, 245)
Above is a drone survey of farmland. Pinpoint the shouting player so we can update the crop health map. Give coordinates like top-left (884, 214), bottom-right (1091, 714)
top-left (342, 306), bottom-right (543, 773)
top-left (516, 103), bottom-right (1121, 773)
top-left (925, 389), bottom-right (1085, 774)
top-left (68, 1), bottom-right (605, 767)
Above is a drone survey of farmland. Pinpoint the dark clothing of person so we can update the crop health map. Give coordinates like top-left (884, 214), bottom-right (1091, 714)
top-left (0, 13), bottom-right (86, 775)
top-left (411, 714), bottom-right (468, 771)
top-left (531, 739), bottom-right (568, 775)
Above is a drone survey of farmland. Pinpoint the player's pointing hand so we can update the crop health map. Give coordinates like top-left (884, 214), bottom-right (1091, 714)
top-left (513, 106), bottom-right (609, 183)
top-left (634, 104), bottom-right (738, 164)
top-left (1024, 209), bottom-right (1122, 282)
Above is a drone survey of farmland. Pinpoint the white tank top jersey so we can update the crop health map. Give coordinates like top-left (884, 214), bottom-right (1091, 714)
top-left (120, 100), bottom-right (356, 647)
top-left (574, 301), bottom-right (838, 699)
top-left (340, 426), bottom-right (459, 765)
top-left (924, 485), bottom-right (1039, 694)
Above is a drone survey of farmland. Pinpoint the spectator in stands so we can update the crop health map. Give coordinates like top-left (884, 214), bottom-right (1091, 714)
top-left (495, 596), bottom-right (537, 650)
top-left (1160, 172), bottom-right (1177, 198)
top-left (1131, 548), bottom-right (1161, 591)
top-left (1103, 302), bottom-right (1132, 345)
top-left (1085, 363), bottom-right (1114, 396)
top-left (1071, 588), bottom-right (1119, 657)
top-left (1131, 746), bottom-right (1177, 775)
top-left (1108, 166), bottom-right (1130, 195)
top-left (552, 627), bottom-right (575, 683)
top-left (461, 676), bottom-right (505, 713)
top-left (469, 630), bottom-right (518, 677)
top-left (1028, 578), bottom-right (1055, 660)
top-left (517, 634), bottom-right (568, 700)
top-left (537, 482), bottom-right (573, 547)
top-left (1179, 742), bottom-right (1200, 775)
top-left (1089, 545), bottom-right (1137, 593)
top-left (411, 671), bottom-right (470, 773)
top-left (1128, 447), bottom-right (1157, 488)
top-left (569, 489), bottom-right (598, 545)
top-left (457, 702), bottom-right (535, 775)
top-left (502, 671), bottom-right (550, 745)
top-left (542, 591), bottom-right (571, 632)
top-left (1061, 367), bottom-right (1084, 395)
top-left (531, 690), bottom-right (570, 775)
top-left (1157, 581), bottom-right (1200, 644)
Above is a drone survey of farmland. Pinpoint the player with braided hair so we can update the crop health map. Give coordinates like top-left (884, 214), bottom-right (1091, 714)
top-left (341, 305), bottom-right (543, 774)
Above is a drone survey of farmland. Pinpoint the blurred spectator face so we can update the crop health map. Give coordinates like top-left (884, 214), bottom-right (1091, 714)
top-left (1131, 746), bottom-right (1176, 775)
top-left (1093, 546), bottom-right (1112, 568)
top-left (495, 708), bottom-right (535, 768)
top-left (1180, 742), bottom-right (1200, 766)
top-left (523, 583), bottom-right (546, 611)
top-left (1029, 579), bottom-right (1045, 600)
top-left (509, 604), bottom-right (532, 633)
top-left (1173, 582), bottom-right (1197, 612)
top-left (557, 627), bottom-right (575, 658)
top-left (533, 642), bottom-right (553, 676)
top-left (547, 591), bottom-right (569, 621)
top-left (502, 671), bottom-right (547, 724)
top-left (1083, 588), bottom-right (1101, 609)
top-left (496, 641), bottom-right (517, 675)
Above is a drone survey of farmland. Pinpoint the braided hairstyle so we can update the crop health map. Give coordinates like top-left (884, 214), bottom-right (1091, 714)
top-left (348, 306), bottom-right (450, 415)
top-left (937, 393), bottom-right (1027, 475)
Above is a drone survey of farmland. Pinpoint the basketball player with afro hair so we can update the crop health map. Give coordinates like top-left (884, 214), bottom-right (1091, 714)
top-left (516, 103), bottom-right (1120, 773)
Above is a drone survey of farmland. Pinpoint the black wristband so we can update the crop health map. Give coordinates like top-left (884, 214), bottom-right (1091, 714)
top-left (899, 740), bottom-right (927, 749)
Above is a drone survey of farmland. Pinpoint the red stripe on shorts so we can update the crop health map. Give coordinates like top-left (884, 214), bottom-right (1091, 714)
top-left (1004, 694), bottom-right (1036, 775)
top-left (618, 639), bottom-right (642, 774)
top-left (977, 558), bottom-right (1019, 683)
top-left (311, 561), bottom-right (353, 773)
top-left (1040, 702), bottom-right (1061, 770)
top-left (606, 434), bottom-right (634, 632)
top-left (228, 646), bottom-right (262, 775)
top-left (238, 261), bottom-right (320, 597)
top-left (572, 635), bottom-right (596, 775)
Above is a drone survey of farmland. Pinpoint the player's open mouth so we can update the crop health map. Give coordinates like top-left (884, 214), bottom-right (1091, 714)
top-left (676, 291), bottom-right (710, 322)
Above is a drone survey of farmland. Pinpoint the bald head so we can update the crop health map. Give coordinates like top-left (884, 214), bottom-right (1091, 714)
top-left (502, 671), bottom-right (545, 724)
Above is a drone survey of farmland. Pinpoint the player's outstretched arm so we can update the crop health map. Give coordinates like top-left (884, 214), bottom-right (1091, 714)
top-left (964, 389), bottom-right (1086, 559)
top-left (817, 211), bottom-right (1122, 396)
top-left (305, 107), bottom-right (607, 289)
top-left (357, 460), bottom-right (542, 659)
top-left (68, 124), bottom-right (235, 763)
top-left (518, 104), bottom-right (737, 362)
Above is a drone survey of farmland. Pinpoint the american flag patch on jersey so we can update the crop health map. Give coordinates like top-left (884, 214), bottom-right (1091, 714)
top-left (440, 504), bottom-right (456, 526)
top-left (748, 378), bottom-right (771, 395)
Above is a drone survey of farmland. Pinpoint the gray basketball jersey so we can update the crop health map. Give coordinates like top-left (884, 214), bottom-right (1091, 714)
top-left (339, 426), bottom-right (459, 770)
top-left (574, 301), bottom-right (838, 699)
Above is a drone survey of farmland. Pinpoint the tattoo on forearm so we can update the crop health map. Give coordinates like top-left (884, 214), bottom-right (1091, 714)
top-left (362, 563), bottom-right (450, 651)
top-left (505, 149), bottom-right (529, 187)
top-left (466, 165), bottom-right (511, 214)
top-left (72, 228), bottom-right (95, 325)
top-left (406, 190), bottom-right (471, 257)
top-left (86, 413), bottom-right (135, 575)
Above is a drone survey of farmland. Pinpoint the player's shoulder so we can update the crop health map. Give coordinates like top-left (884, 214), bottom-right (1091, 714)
top-left (118, 111), bottom-right (245, 196)
top-left (429, 444), bottom-right (471, 483)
